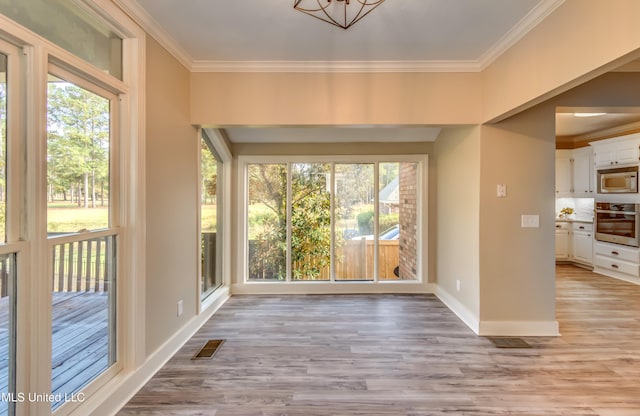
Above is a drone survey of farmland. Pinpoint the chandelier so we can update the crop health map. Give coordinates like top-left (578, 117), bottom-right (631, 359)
top-left (293, 0), bottom-right (386, 30)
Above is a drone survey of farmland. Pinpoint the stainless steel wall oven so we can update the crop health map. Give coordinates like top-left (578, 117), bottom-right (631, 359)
top-left (595, 202), bottom-right (640, 247)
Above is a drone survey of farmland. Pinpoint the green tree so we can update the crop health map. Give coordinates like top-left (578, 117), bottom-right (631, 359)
top-left (248, 163), bottom-right (333, 280)
top-left (47, 79), bottom-right (109, 208)
top-left (291, 164), bottom-right (331, 280)
top-left (248, 164), bottom-right (287, 279)
top-left (200, 140), bottom-right (218, 204)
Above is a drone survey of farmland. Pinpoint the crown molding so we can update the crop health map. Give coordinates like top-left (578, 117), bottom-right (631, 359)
top-left (190, 60), bottom-right (482, 73)
top-left (478, 0), bottom-right (566, 70)
top-left (115, 0), bottom-right (565, 74)
top-left (112, 0), bottom-right (193, 70)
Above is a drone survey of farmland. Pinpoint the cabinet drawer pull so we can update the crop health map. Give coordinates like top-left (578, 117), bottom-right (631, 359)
top-left (588, 234), bottom-right (591, 237)
top-left (579, 226), bottom-right (585, 229)
top-left (611, 251), bottom-right (619, 256)
top-left (556, 225), bottom-right (561, 228)
top-left (611, 264), bottom-right (619, 269)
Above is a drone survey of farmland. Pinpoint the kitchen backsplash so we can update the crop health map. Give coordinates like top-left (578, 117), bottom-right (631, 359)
top-left (556, 197), bottom-right (594, 221)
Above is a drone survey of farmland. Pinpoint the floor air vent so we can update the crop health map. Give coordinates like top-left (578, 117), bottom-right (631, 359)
top-left (192, 339), bottom-right (225, 360)
top-left (487, 337), bottom-right (532, 348)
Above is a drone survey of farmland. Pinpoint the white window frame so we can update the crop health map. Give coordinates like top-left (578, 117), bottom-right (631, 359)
top-left (0, 1), bottom-right (146, 414)
top-left (0, 36), bottom-right (28, 416)
top-left (196, 128), bottom-right (232, 314)
top-left (235, 154), bottom-right (430, 295)
top-left (46, 63), bottom-right (123, 412)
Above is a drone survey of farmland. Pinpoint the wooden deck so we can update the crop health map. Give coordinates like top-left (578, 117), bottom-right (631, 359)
top-left (0, 292), bottom-right (109, 410)
top-left (119, 265), bottom-right (640, 415)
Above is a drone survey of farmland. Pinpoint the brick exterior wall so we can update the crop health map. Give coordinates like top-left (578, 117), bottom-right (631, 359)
top-left (398, 163), bottom-right (418, 280)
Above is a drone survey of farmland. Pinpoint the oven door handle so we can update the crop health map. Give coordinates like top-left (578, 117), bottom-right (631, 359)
top-left (596, 210), bottom-right (638, 215)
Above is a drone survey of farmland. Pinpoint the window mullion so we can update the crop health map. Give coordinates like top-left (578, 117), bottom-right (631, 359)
top-left (373, 162), bottom-right (379, 282)
top-left (330, 163), bottom-right (335, 282)
top-left (286, 163), bottom-right (292, 282)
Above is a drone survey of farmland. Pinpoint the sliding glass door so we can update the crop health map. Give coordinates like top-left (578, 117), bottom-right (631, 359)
top-left (244, 159), bottom-right (422, 283)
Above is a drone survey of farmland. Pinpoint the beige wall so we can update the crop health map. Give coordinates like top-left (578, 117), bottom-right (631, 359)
top-left (479, 107), bottom-right (557, 328)
top-left (145, 36), bottom-right (199, 355)
top-left (191, 72), bottom-right (482, 126)
top-left (483, 0), bottom-right (640, 123)
top-left (476, 71), bottom-right (640, 333)
top-left (143, 2), bottom-right (640, 341)
top-left (434, 126), bottom-right (481, 321)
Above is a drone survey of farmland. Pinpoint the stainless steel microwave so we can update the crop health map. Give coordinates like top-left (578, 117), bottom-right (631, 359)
top-left (598, 166), bottom-right (639, 194)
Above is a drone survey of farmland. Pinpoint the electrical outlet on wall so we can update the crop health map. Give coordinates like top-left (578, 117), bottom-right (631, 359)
top-left (456, 279), bottom-right (461, 292)
top-left (177, 300), bottom-right (183, 317)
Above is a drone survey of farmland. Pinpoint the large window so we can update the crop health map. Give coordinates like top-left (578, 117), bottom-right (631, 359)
top-left (335, 163), bottom-right (375, 281)
top-left (0, 0), bottom-right (123, 79)
top-left (47, 70), bottom-right (118, 410)
top-left (0, 1), bottom-right (141, 414)
top-left (200, 132), bottom-right (223, 298)
top-left (244, 158), bottom-right (423, 283)
top-left (247, 164), bottom-right (287, 280)
top-left (291, 163), bottom-right (331, 281)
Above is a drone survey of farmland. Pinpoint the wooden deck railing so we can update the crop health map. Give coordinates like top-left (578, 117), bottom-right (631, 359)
top-left (0, 257), bottom-right (10, 298)
top-left (0, 235), bottom-right (113, 296)
top-left (51, 234), bottom-right (113, 293)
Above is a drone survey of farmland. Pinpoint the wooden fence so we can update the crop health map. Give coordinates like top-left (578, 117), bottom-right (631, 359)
top-left (335, 239), bottom-right (399, 280)
top-left (250, 239), bottom-right (400, 281)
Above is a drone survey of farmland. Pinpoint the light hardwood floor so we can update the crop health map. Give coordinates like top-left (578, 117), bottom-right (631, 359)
top-left (118, 265), bottom-right (640, 415)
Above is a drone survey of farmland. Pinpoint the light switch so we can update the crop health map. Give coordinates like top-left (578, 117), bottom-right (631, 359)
top-left (497, 184), bottom-right (507, 198)
top-left (521, 214), bottom-right (540, 228)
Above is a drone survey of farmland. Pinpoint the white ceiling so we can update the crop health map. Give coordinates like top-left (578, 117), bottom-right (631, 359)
top-left (556, 110), bottom-right (640, 137)
top-left (126, 0), bottom-right (562, 72)
top-left (123, 0), bottom-right (640, 142)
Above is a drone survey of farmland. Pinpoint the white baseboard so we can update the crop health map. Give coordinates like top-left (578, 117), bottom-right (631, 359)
top-left (68, 287), bottom-right (230, 416)
top-left (434, 286), bottom-right (480, 334)
top-left (478, 320), bottom-right (560, 336)
top-left (593, 267), bottom-right (640, 286)
top-left (435, 287), bottom-right (560, 337)
top-left (232, 282), bottom-right (436, 295)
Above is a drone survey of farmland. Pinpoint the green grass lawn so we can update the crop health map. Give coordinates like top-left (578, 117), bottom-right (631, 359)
top-left (48, 203), bottom-right (109, 232)
top-left (201, 204), bottom-right (218, 231)
top-left (47, 203), bottom-right (222, 234)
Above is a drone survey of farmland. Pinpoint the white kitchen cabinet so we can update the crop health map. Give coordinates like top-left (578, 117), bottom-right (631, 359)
top-left (555, 222), bottom-right (570, 260)
top-left (594, 241), bottom-right (640, 281)
top-left (556, 221), bottom-right (594, 266)
top-left (592, 133), bottom-right (640, 168)
top-left (572, 222), bottom-right (593, 265)
top-left (556, 148), bottom-right (594, 196)
top-left (571, 147), bottom-right (594, 195)
top-left (555, 150), bottom-right (573, 195)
